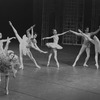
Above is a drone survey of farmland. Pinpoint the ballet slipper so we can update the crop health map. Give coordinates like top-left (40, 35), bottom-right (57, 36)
top-left (19, 65), bottom-right (24, 69)
top-left (95, 64), bottom-right (99, 69)
top-left (83, 64), bottom-right (88, 67)
top-left (72, 63), bottom-right (76, 67)
top-left (36, 65), bottom-right (41, 69)
top-left (47, 63), bottom-right (49, 67)
top-left (5, 90), bottom-right (9, 95)
top-left (57, 63), bottom-right (59, 68)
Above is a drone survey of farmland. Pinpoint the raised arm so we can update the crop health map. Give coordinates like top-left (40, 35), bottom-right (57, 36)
top-left (9, 21), bottom-right (22, 42)
top-left (90, 26), bottom-right (100, 36)
top-left (42, 35), bottom-right (54, 40)
top-left (70, 30), bottom-right (83, 36)
top-left (31, 25), bottom-right (35, 38)
top-left (26, 24), bottom-right (35, 39)
top-left (4, 37), bottom-right (11, 54)
top-left (78, 29), bottom-right (95, 44)
top-left (57, 31), bottom-right (69, 36)
top-left (1, 37), bottom-right (16, 42)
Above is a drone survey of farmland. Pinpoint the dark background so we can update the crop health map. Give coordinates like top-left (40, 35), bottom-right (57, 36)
top-left (0, 0), bottom-right (100, 45)
top-left (0, 0), bottom-right (42, 43)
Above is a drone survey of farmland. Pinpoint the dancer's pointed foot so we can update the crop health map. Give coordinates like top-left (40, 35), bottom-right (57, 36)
top-left (36, 65), bottom-right (41, 69)
top-left (5, 87), bottom-right (9, 95)
top-left (83, 63), bottom-right (88, 67)
top-left (43, 51), bottom-right (48, 54)
top-left (19, 65), bottom-right (24, 70)
top-left (72, 63), bottom-right (76, 67)
top-left (47, 63), bottom-right (49, 67)
top-left (95, 64), bottom-right (99, 69)
top-left (5, 90), bottom-right (9, 95)
top-left (57, 63), bottom-right (59, 68)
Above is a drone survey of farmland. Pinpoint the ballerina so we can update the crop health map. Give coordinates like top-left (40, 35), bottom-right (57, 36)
top-left (70, 26), bottom-right (100, 67)
top-left (78, 29), bottom-right (100, 69)
top-left (0, 37), bottom-right (20, 95)
top-left (42, 29), bottom-right (69, 68)
top-left (0, 33), bottom-right (16, 81)
top-left (9, 21), bottom-right (41, 69)
top-left (26, 25), bottom-right (47, 53)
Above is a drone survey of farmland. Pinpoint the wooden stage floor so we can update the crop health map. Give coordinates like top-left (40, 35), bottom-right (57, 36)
top-left (0, 45), bottom-right (100, 100)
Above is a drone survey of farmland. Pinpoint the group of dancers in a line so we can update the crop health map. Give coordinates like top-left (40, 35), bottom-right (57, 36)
top-left (0, 21), bottom-right (100, 95)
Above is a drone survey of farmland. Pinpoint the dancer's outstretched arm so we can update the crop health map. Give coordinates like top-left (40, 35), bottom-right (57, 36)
top-left (1, 37), bottom-right (16, 42)
top-left (26, 25), bottom-right (35, 39)
top-left (78, 29), bottom-right (95, 44)
top-left (9, 21), bottom-right (22, 42)
top-left (90, 26), bottom-right (100, 36)
top-left (57, 31), bottom-right (69, 36)
top-left (42, 35), bottom-right (54, 40)
top-left (4, 37), bottom-right (11, 55)
top-left (70, 30), bottom-right (83, 36)
top-left (30, 25), bottom-right (35, 38)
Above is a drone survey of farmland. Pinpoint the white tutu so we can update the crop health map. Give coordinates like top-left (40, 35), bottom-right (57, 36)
top-left (46, 43), bottom-right (63, 49)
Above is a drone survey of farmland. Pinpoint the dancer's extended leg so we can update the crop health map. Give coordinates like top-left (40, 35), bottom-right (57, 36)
top-left (95, 52), bottom-right (99, 69)
top-left (9, 21), bottom-right (22, 43)
top-left (83, 47), bottom-right (90, 67)
top-left (47, 52), bottom-right (52, 67)
top-left (0, 73), bottom-right (1, 82)
top-left (72, 45), bottom-right (86, 67)
top-left (53, 49), bottom-right (59, 68)
top-left (5, 74), bottom-right (9, 95)
top-left (19, 45), bottom-right (24, 69)
top-left (27, 50), bottom-right (41, 68)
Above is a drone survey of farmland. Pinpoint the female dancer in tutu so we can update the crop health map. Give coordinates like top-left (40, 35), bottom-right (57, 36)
top-left (70, 26), bottom-right (100, 67)
top-left (9, 21), bottom-right (47, 69)
top-left (0, 33), bottom-right (16, 81)
top-left (42, 29), bottom-right (69, 68)
top-left (26, 25), bottom-right (47, 53)
top-left (78, 29), bottom-right (100, 69)
top-left (0, 37), bottom-right (20, 95)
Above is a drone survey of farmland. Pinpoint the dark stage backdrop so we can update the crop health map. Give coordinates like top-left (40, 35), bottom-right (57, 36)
top-left (0, 0), bottom-right (42, 45)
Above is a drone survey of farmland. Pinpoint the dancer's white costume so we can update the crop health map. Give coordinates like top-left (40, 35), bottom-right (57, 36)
top-left (43, 30), bottom-right (68, 68)
top-left (80, 31), bottom-right (100, 69)
top-left (9, 21), bottom-right (41, 69)
top-left (70, 26), bottom-right (100, 67)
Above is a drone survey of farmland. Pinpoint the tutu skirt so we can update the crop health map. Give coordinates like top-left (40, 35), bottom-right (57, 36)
top-left (0, 51), bottom-right (20, 74)
top-left (46, 43), bottom-right (63, 49)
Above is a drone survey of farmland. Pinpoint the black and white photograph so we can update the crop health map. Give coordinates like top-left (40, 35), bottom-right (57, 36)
top-left (0, 0), bottom-right (100, 100)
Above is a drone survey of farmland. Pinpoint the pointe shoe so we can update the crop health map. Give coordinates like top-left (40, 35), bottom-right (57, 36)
top-left (36, 65), bottom-right (41, 69)
top-left (5, 90), bottom-right (9, 95)
top-left (47, 63), bottom-right (49, 67)
top-left (72, 63), bottom-right (76, 67)
top-left (95, 64), bottom-right (99, 69)
top-left (19, 65), bottom-right (24, 70)
top-left (57, 63), bottom-right (59, 68)
top-left (83, 64), bottom-right (88, 67)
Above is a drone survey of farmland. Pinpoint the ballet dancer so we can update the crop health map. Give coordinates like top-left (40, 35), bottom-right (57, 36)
top-left (0, 37), bottom-right (20, 95)
top-left (0, 33), bottom-right (16, 81)
top-left (42, 29), bottom-right (69, 68)
top-left (70, 26), bottom-right (100, 67)
top-left (9, 21), bottom-right (41, 69)
top-left (26, 25), bottom-right (47, 53)
top-left (79, 29), bottom-right (100, 69)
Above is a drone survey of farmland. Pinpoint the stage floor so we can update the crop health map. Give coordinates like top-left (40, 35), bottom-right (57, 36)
top-left (0, 45), bottom-right (100, 100)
